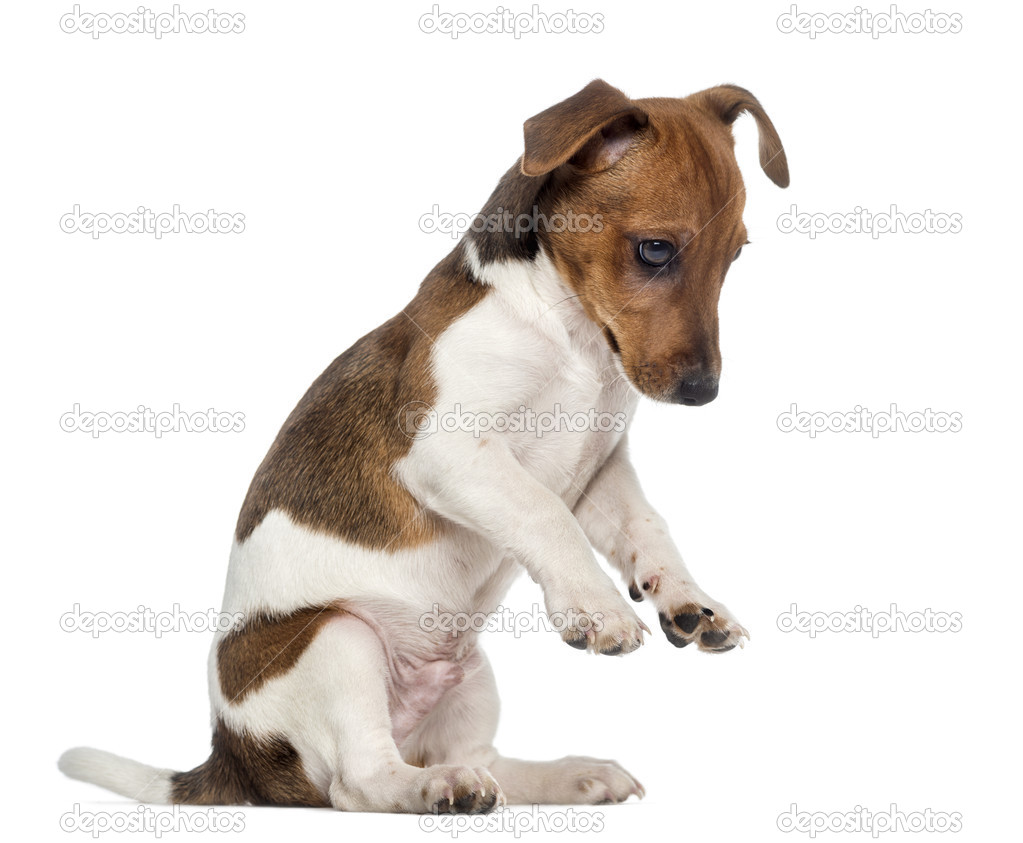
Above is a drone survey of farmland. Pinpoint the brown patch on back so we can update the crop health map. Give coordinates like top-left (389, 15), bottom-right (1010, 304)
top-left (235, 249), bottom-right (489, 548)
top-left (171, 719), bottom-right (328, 807)
top-left (217, 605), bottom-right (338, 704)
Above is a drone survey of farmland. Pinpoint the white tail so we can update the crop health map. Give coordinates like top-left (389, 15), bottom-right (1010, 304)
top-left (58, 747), bottom-right (175, 803)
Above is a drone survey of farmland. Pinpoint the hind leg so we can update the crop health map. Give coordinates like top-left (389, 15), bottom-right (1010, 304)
top-left (222, 614), bottom-right (502, 813)
top-left (402, 646), bottom-right (644, 805)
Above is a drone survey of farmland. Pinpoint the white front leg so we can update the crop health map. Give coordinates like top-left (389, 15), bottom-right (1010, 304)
top-left (572, 436), bottom-right (749, 652)
top-left (397, 432), bottom-right (647, 655)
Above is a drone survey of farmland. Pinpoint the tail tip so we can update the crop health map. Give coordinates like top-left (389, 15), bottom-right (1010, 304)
top-left (58, 746), bottom-right (174, 804)
top-left (58, 747), bottom-right (94, 779)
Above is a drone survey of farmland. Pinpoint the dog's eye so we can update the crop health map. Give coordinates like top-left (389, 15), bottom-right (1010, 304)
top-left (732, 246), bottom-right (743, 261)
top-left (637, 240), bottom-right (674, 267)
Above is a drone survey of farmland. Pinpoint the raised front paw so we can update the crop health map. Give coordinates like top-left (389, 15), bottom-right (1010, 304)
top-left (628, 571), bottom-right (748, 653)
top-left (656, 601), bottom-right (749, 652)
top-left (551, 589), bottom-right (649, 656)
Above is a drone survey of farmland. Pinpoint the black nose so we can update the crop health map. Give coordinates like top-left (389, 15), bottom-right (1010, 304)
top-left (672, 375), bottom-right (719, 406)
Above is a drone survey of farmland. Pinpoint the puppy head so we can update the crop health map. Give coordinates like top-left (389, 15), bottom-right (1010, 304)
top-left (523, 80), bottom-right (789, 405)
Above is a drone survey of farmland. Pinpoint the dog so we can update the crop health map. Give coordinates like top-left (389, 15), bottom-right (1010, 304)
top-left (60, 79), bottom-right (788, 813)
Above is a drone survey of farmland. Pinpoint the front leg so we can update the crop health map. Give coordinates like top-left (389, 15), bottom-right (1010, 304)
top-left (397, 431), bottom-right (648, 655)
top-left (573, 436), bottom-right (749, 652)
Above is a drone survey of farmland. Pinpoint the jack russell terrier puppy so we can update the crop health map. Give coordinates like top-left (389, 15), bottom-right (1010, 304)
top-left (60, 79), bottom-right (788, 813)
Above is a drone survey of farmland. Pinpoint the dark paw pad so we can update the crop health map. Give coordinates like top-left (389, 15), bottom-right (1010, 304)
top-left (659, 603), bottom-right (743, 652)
top-left (700, 629), bottom-right (730, 647)
top-left (659, 613), bottom-right (691, 648)
top-left (453, 791), bottom-right (478, 812)
top-left (673, 612), bottom-right (702, 634)
top-left (564, 634), bottom-right (588, 650)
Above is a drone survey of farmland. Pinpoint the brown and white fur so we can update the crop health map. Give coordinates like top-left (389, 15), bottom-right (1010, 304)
top-left (60, 80), bottom-right (789, 813)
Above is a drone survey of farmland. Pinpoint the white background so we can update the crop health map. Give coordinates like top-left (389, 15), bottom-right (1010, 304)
top-left (3, 0), bottom-right (1020, 841)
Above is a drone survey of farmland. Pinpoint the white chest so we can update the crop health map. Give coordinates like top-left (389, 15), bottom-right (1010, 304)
top-left (430, 252), bottom-right (639, 504)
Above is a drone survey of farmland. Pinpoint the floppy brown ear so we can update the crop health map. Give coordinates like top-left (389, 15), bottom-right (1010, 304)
top-left (521, 79), bottom-right (649, 177)
top-left (693, 85), bottom-right (790, 188)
